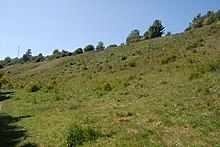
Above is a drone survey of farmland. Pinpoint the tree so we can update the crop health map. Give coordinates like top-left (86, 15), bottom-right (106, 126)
top-left (96, 41), bottom-right (105, 51)
top-left (35, 53), bottom-right (44, 62)
top-left (143, 31), bottom-right (150, 40)
top-left (26, 49), bottom-right (32, 57)
top-left (126, 29), bottom-right (141, 44)
top-left (53, 49), bottom-right (59, 55)
top-left (84, 45), bottom-right (95, 52)
top-left (22, 49), bottom-right (32, 62)
top-left (145, 20), bottom-right (165, 39)
top-left (203, 11), bottom-right (216, 26)
top-left (165, 31), bottom-right (172, 36)
top-left (22, 54), bottom-right (29, 62)
top-left (74, 48), bottom-right (83, 54)
top-left (3, 57), bottom-right (12, 66)
top-left (192, 13), bottom-right (208, 28)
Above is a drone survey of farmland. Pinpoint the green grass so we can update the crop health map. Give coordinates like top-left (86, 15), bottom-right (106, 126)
top-left (0, 24), bottom-right (220, 146)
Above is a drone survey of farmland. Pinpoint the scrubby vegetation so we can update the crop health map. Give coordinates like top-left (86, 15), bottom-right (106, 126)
top-left (0, 11), bottom-right (220, 146)
top-left (185, 10), bottom-right (220, 31)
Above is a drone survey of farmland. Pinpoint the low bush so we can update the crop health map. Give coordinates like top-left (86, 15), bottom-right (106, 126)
top-left (28, 83), bottom-right (41, 92)
top-left (186, 38), bottom-right (204, 50)
top-left (103, 83), bottom-right (112, 91)
top-left (66, 124), bottom-right (102, 147)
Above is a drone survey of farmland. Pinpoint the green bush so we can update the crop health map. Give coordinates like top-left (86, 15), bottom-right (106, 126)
top-left (103, 83), bottom-right (112, 91)
top-left (74, 48), bottom-right (83, 54)
top-left (186, 38), bottom-right (204, 50)
top-left (107, 44), bottom-right (117, 48)
top-left (29, 83), bottom-right (41, 92)
top-left (84, 45), bottom-right (95, 52)
top-left (66, 124), bottom-right (102, 147)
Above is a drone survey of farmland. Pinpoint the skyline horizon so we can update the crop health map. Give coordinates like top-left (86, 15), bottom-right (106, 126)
top-left (0, 0), bottom-right (220, 60)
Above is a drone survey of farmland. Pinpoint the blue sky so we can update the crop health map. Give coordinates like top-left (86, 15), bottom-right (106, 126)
top-left (0, 0), bottom-right (220, 60)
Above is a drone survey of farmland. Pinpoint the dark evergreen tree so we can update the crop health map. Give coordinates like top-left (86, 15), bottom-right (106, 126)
top-left (146, 20), bottom-right (165, 39)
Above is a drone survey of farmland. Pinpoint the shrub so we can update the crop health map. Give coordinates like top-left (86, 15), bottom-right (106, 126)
top-left (186, 38), bottom-right (204, 50)
top-left (66, 124), bottom-right (102, 147)
top-left (107, 44), bottom-right (117, 48)
top-left (129, 62), bottom-right (136, 67)
top-left (103, 83), bottom-right (112, 91)
top-left (29, 83), bottom-right (41, 92)
top-left (0, 71), bottom-right (7, 89)
top-left (121, 56), bottom-right (127, 61)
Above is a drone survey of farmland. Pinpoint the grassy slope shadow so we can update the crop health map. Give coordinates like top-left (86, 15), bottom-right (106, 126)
top-left (0, 92), bottom-right (37, 147)
top-left (0, 91), bottom-right (15, 102)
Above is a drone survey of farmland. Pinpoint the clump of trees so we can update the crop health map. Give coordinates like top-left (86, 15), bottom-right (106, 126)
top-left (1, 10), bottom-right (218, 68)
top-left (126, 19), bottom-right (165, 45)
top-left (185, 10), bottom-right (220, 31)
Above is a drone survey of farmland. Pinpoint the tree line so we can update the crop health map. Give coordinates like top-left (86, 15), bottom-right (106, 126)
top-left (0, 42), bottom-right (107, 68)
top-left (0, 19), bottom-right (165, 68)
top-left (1, 10), bottom-right (219, 68)
top-left (126, 19), bottom-right (165, 44)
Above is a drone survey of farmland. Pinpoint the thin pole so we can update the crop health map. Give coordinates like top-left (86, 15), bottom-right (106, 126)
top-left (18, 46), bottom-right (20, 58)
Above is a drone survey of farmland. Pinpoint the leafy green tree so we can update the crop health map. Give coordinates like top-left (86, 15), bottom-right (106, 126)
top-left (126, 29), bottom-right (141, 44)
top-left (84, 45), bottom-right (95, 52)
top-left (26, 49), bottom-right (32, 57)
top-left (53, 49), bottom-right (59, 55)
top-left (22, 49), bottom-right (32, 62)
top-left (22, 54), bottom-right (29, 62)
top-left (192, 13), bottom-right (203, 28)
top-left (96, 41), bottom-right (105, 51)
top-left (145, 20), bottom-right (165, 39)
top-left (3, 57), bottom-right (12, 66)
top-left (35, 53), bottom-right (44, 62)
top-left (74, 48), bottom-right (83, 54)
top-left (202, 11), bottom-right (216, 26)
top-left (143, 31), bottom-right (150, 40)
top-left (165, 31), bottom-right (172, 36)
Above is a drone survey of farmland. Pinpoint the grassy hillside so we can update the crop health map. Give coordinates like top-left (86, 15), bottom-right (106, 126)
top-left (1, 24), bottom-right (220, 146)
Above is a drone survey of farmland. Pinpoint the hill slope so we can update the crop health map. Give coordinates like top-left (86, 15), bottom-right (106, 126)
top-left (1, 24), bottom-right (220, 146)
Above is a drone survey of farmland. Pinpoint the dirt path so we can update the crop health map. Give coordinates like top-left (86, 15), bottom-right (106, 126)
top-left (0, 101), bottom-right (3, 111)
